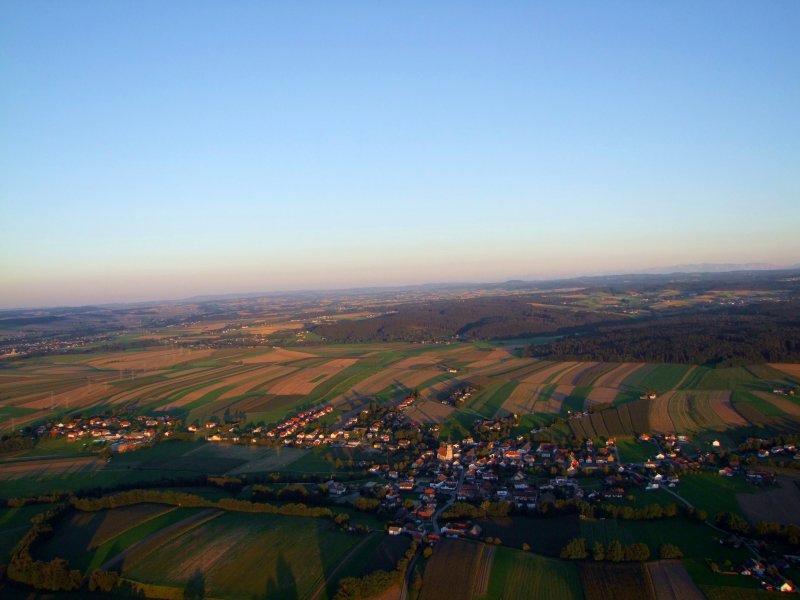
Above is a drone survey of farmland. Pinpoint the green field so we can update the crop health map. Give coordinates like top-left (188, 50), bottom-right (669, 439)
top-left (580, 517), bottom-right (741, 562)
top-left (479, 547), bottom-right (583, 600)
top-left (477, 515), bottom-right (580, 556)
top-left (615, 436), bottom-right (656, 463)
top-left (0, 503), bottom-right (56, 560)
top-left (123, 511), bottom-right (367, 599)
top-left (469, 381), bottom-right (519, 418)
top-left (676, 472), bottom-right (758, 518)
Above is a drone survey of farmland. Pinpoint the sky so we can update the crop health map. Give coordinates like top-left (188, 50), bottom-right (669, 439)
top-left (2, 1), bottom-right (799, 308)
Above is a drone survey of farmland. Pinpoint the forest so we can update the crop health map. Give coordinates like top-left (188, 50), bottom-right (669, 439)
top-left (308, 296), bottom-right (622, 342)
top-left (527, 301), bottom-right (800, 365)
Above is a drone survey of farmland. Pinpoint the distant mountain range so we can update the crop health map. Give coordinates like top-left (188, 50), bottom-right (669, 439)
top-left (634, 263), bottom-right (797, 274)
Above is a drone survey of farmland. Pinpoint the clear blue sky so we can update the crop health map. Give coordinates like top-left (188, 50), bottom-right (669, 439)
top-left (2, 1), bottom-right (799, 307)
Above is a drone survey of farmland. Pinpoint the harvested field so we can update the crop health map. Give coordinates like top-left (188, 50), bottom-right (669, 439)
top-left (594, 362), bottom-right (647, 389)
top-left (90, 504), bottom-right (176, 548)
top-left (123, 511), bottom-right (363, 599)
top-left (769, 363), bottom-right (800, 381)
top-left (585, 386), bottom-right (618, 408)
top-left (404, 400), bottom-right (455, 423)
top-left (568, 362), bottom-right (613, 387)
top-left (103, 508), bottom-right (223, 571)
top-left (86, 348), bottom-right (214, 371)
top-left (224, 393), bottom-right (304, 416)
top-left (708, 391), bottom-right (748, 427)
top-left (737, 479), bottom-right (800, 526)
top-left (646, 560), bottom-right (705, 600)
top-left (244, 322), bottom-right (304, 335)
top-left (521, 362), bottom-right (580, 384)
top-left (239, 347), bottom-right (319, 364)
top-left (420, 539), bottom-right (489, 600)
top-left (501, 382), bottom-right (542, 414)
top-left (473, 544), bottom-right (495, 597)
top-left (550, 362), bottom-right (589, 385)
top-left (107, 364), bottom-right (246, 405)
top-left (557, 362), bottom-right (599, 386)
top-left (0, 456), bottom-right (104, 479)
top-left (461, 348), bottom-right (515, 369)
top-left (161, 377), bottom-right (242, 409)
top-left (616, 403), bottom-right (637, 434)
top-left (542, 385), bottom-right (574, 413)
top-left (391, 355), bottom-right (443, 369)
top-left (648, 392), bottom-right (677, 433)
top-left (217, 365), bottom-right (297, 399)
top-left (346, 367), bottom-right (443, 397)
top-left (580, 562), bottom-right (655, 600)
top-left (184, 444), bottom-right (307, 474)
top-left (600, 410), bottom-right (626, 436)
top-left (470, 358), bottom-right (540, 378)
top-left (754, 391), bottom-right (800, 417)
top-left (667, 392), bottom-right (696, 432)
top-left (265, 358), bottom-right (358, 396)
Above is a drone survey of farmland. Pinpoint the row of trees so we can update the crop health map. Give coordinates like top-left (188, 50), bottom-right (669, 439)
top-left (442, 501), bottom-right (512, 520)
top-left (560, 538), bottom-right (656, 562)
top-left (6, 503), bottom-right (83, 591)
top-left (0, 434), bottom-right (35, 454)
top-left (754, 521), bottom-right (800, 547)
top-left (72, 488), bottom-right (338, 519)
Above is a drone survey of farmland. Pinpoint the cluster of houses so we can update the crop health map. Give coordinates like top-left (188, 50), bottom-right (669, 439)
top-left (739, 558), bottom-right (796, 593)
top-left (351, 435), bottom-right (648, 543)
top-left (263, 405), bottom-right (333, 440)
top-left (190, 405), bottom-right (335, 445)
top-left (0, 332), bottom-right (113, 359)
top-left (39, 414), bottom-right (178, 452)
top-left (439, 384), bottom-right (476, 406)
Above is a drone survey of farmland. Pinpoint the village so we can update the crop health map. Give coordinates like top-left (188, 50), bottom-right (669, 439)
top-left (34, 413), bottom-right (180, 453)
top-left (16, 391), bottom-right (800, 594)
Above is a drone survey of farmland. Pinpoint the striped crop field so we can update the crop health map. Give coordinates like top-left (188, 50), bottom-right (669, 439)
top-left (3, 342), bottom-right (800, 441)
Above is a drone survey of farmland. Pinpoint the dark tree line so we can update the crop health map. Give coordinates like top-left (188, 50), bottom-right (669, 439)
top-left (528, 302), bottom-right (800, 366)
top-left (310, 296), bottom-right (621, 343)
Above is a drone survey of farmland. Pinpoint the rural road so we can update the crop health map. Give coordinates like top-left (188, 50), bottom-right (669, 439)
top-left (399, 545), bottom-right (421, 600)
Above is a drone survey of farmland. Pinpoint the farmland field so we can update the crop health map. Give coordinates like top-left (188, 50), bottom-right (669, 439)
top-left (478, 547), bottom-right (582, 600)
top-left (674, 473), bottom-right (757, 518)
top-left (580, 562), bottom-right (655, 600)
top-left (646, 560), bottom-right (705, 600)
top-left (36, 505), bottom-right (204, 572)
top-left (736, 478), bottom-right (800, 526)
top-left (579, 516), bottom-right (742, 565)
top-left (420, 539), bottom-right (494, 600)
top-left (116, 511), bottom-right (370, 599)
top-left (476, 515), bottom-right (580, 556)
top-left (4, 343), bottom-right (800, 441)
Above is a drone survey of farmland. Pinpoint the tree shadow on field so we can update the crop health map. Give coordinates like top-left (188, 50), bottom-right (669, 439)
top-left (184, 568), bottom-right (205, 600)
top-left (263, 552), bottom-right (298, 600)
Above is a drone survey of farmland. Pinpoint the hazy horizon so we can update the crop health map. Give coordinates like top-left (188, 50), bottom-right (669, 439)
top-left (2, 261), bottom-right (799, 311)
top-left (3, 2), bottom-right (799, 309)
